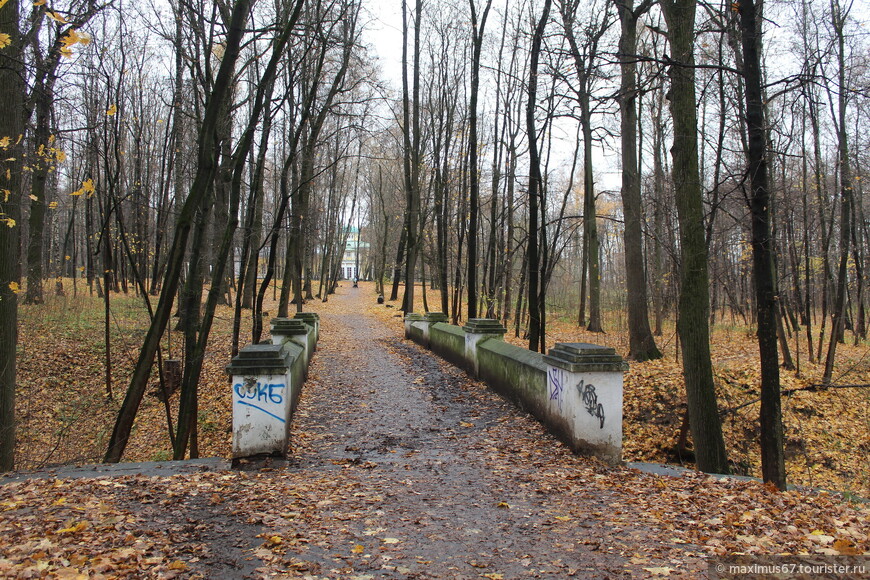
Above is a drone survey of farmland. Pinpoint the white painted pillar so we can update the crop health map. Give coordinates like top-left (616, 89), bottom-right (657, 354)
top-left (270, 317), bottom-right (311, 365)
top-left (293, 312), bottom-right (320, 343)
top-left (462, 318), bottom-right (507, 376)
top-left (404, 312), bottom-right (424, 339)
top-left (227, 343), bottom-right (294, 458)
top-left (543, 343), bottom-right (627, 465)
top-left (422, 312), bottom-right (448, 343)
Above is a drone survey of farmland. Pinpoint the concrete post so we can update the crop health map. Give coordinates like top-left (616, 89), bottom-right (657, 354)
top-left (227, 343), bottom-right (294, 458)
top-left (293, 312), bottom-right (320, 343)
top-left (542, 343), bottom-right (627, 465)
top-left (404, 313), bottom-right (424, 339)
top-left (462, 318), bottom-right (507, 376)
top-left (422, 312), bottom-right (448, 342)
top-left (270, 318), bottom-right (312, 367)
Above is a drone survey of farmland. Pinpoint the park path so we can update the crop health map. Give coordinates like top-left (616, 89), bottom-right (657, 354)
top-left (0, 284), bottom-right (698, 579)
top-left (266, 285), bottom-right (680, 578)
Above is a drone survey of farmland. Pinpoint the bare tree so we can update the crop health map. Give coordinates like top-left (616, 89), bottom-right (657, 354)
top-left (614, 0), bottom-right (661, 360)
top-left (737, 0), bottom-right (785, 489)
top-left (660, 0), bottom-right (729, 474)
top-left (0, 0), bottom-right (25, 471)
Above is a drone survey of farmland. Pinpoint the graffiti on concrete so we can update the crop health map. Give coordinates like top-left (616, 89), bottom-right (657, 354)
top-left (577, 379), bottom-right (605, 429)
top-left (548, 367), bottom-right (566, 411)
top-left (234, 376), bottom-right (286, 423)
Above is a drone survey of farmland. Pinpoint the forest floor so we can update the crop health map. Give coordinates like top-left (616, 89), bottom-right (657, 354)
top-left (0, 281), bottom-right (868, 577)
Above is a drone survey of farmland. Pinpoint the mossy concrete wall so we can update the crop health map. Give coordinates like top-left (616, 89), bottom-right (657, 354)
top-left (408, 319), bottom-right (624, 465)
top-left (429, 323), bottom-right (466, 369)
top-left (475, 340), bottom-right (584, 458)
top-left (477, 339), bottom-right (547, 410)
top-left (287, 342), bottom-right (305, 417)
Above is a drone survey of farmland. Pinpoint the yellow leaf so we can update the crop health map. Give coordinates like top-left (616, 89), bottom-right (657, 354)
top-left (71, 178), bottom-right (94, 196)
top-left (33, 0), bottom-right (46, 5)
top-left (351, 544), bottom-right (364, 554)
top-left (55, 150), bottom-right (66, 162)
top-left (48, 201), bottom-right (58, 209)
top-left (8, 281), bottom-right (20, 294)
top-left (52, 497), bottom-right (67, 506)
top-left (496, 501), bottom-right (510, 509)
top-left (60, 29), bottom-right (80, 47)
top-left (58, 521), bottom-right (89, 534)
top-left (0, 33), bottom-right (11, 50)
top-left (60, 46), bottom-right (73, 59)
top-left (29, 194), bottom-right (37, 201)
top-left (0, 136), bottom-right (9, 148)
top-left (46, 10), bottom-right (68, 23)
top-left (106, 104), bottom-right (117, 116)
top-left (644, 567), bottom-right (675, 576)
top-left (834, 538), bottom-right (862, 555)
top-left (3, 217), bottom-right (15, 228)
top-left (167, 561), bottom-right (187, 570)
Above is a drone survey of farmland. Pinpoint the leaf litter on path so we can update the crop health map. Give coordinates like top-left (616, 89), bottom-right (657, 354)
top-left (2, 282), bottom-right (867, 578)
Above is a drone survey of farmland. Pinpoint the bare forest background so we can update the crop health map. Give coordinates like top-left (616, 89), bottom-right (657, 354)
top-left (0, 0), bottom-right (868, 492)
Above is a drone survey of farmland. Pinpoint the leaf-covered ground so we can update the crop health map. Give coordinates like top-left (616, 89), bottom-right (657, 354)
top-left (524, 316), bottom-right (870, 500)
top-left (2, 282), bottom-right (868, 577)
top-left (15, 280), bottom-right (869, 499)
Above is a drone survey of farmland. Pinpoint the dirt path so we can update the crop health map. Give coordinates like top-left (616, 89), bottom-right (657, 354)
top-left (258, 286), bottom-right (684, 578)
top-left (0, 285), bottom-right (695, 579)
top-left (5, 285), bottom-right (865, 577)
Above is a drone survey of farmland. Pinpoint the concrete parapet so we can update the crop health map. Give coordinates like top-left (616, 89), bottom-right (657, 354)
top-left (229, 314), bottom-right (319, 461)
top-left (429, 322), bottom-right (466, 369)
top-left (462, 319), bottom-right (507, 375)
top-left (406, 319), bottom-right (626, 465)
top-left (227, 343), bottom-right (302, 458)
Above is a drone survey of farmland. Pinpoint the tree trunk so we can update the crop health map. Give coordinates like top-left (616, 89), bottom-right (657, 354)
top-left (822, 1), bottom-right (854, 386)
top-left (739, 0), bottom-right (786, 490)
top-left (526, 0), bottom-right (551, 353)
top-left (0, 0), bottom-right (23, 471)
top-left (24, 74), bottom-right (54, 305)
top-left (400, 0), bottom-right (423, 314)
top-left (616, 0), bottom-right (660, 359)
top-left (661, 0), bottom-right (730, 474)
top-left (466, 0), bottom-right (492, 320)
